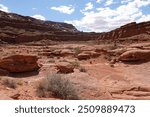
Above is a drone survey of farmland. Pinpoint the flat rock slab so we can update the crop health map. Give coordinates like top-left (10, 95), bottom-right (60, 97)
top-left (0, 55), bottom-right (40, 73)
top-left (119, 50), bottom-right (150, 62)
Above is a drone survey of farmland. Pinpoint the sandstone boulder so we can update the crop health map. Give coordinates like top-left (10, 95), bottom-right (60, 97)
top-left (0, 55), bottom-right (40, 73)
top-left (55, 62), bottom-right (74, 73)
top-left (60, 49), bottom-right (74, 57)
top-left (119, 50), bottom-right (150, 62)
top-left (77, 51), bottom-right (100, 60)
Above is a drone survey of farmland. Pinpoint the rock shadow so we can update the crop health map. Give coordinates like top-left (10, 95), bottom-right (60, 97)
top-left (122, 60), bottom-right (149, 65)
top-left (8, 71), bottom-right (39, 78)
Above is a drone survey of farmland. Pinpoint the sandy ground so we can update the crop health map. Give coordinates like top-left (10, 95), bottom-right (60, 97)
top-left (0, 41), bottom-right (150, 100)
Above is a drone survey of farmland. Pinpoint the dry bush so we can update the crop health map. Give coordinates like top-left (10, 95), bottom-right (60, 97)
top-left (2, 79), bottom-right (17, 89)
top-left (74, 47), bottom-right (81, 56)
top-left (36, 74), bottom-right (79, 100)
top-left (104, 55), bottom-right (112, 61)
top-left (69, 60), bottom-right (80, 68)
top-left (16, 80), bottom-right (23, 86)
top-left (47, 59), bottom-right (55, 63)
top-left (79, 66), bottom-right (87, 72)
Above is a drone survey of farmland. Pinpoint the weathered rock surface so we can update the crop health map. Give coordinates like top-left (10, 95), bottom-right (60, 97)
top-left (0, 68), bottom-right (9, 76)
top-left (1, 10), bottom-right (149, 43)
top-left (77, 51), bottom-right (100, 60)
top-left (55, 62), bottom-right (74, 73)
top-left (119, 50), bottom-right (150, 62)
top-left (97, 21), bottom-right (150, 41)
top-left (0, 55), bottom-right (40, 73)
top-left (60, 49), bottom-right (74, 57)
top-left (0, 10), bottom-right (99, 43)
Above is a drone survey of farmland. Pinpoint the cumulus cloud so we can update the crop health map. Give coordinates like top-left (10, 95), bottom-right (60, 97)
top-left (84, 2), bottom-right (93, 11)
top-left (0, 4), bottom-right (9, 12)
top-left (121, 0), bottom-right (133, 4)
top-left (51, 5), bottom-right (75, 14)
top-left (137, 14), bottom-right (150, 22)
top-left (105, 0), bottom-right (114, 6)
top-left (80, 2), bottom-right (93, 13)
top-left (66, 0), bottom-right (150, 32)
top-left (32, 14), bottom-right (46, 21)
top-left (96, 0), bottom-right (103, 3)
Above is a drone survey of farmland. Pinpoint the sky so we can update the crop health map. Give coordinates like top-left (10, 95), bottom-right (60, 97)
top-left (0, 0), bottom-right (150, 32)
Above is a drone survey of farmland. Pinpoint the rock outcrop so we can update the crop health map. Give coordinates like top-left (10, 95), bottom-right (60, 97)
top-left (119, 50), bottom-right (150, 62)
top-left (0, 10), bottom-right (99, 43)
top-left (0, 55), bottom-right (40, 73)
top-left (0, 10), bottom-right (149, 43)
top-left (97, 22), bottom-right (150, 41)
top-left (55, 62), bottom-right (75, 73)
top-left (77, 51), bottom-right (100, 60)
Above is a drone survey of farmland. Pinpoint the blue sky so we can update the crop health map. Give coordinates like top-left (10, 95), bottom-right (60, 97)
top-left (0, 0), bottom-right (150, 32)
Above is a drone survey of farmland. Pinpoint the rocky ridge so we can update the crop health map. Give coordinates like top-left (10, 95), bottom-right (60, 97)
top-left (0, 10), bottom-right (99, 43)
top-left (97, 22), bottom-right (150, 42)
top-left (0, 11), bottom-right (150, 43)
top-left (0, 10), bottom-right (149, 43)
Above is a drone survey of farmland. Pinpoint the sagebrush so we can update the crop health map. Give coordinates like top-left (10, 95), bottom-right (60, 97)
top-left (36, 74), bottom-right (79, 100)
top-left (2, 79), bottom-right (17, 89)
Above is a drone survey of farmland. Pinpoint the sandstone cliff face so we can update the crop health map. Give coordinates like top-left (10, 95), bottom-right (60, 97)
top-left (0, 10), bottom-right (78, 32)
top-left (0, 10), bottom-right (100, 43)
top-left (98, 22), bottom-right (150, 41)
top-left (0, 10), bottom-right (150, 43)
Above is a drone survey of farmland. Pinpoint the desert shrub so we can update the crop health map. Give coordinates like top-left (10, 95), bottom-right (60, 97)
top-left (17, 80), bottom-right (23, 86)
top-left (74, 47), bottom-right (81, 56)
top-left (69, 60), bottom-right (80, 68)
top-left (79, 66), bottom-right (87, 72)
top-left (59, 59), bottom-right (68, 62)
top-left (2, 79), bottom-right (17, 89)
top-left (36, 74), bottom-right (79, 100)
top-left (104, 55), bottom-right (112, 61)
top-left (36, 80), bottom-right (47, 97)
top-left (47, 59), bottom-right (55, 63)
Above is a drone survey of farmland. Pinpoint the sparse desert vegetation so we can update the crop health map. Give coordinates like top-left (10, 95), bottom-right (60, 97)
top-left (74, 47), bottom-right (82, 56)
top-left (79, 66), bottom-right (87, 72)
top-left (2, 78), bottom-right (17, 89)
top-left (0, 10), bottom-right (150, 100)
top-left (36, 74), bottom-right (79, 100)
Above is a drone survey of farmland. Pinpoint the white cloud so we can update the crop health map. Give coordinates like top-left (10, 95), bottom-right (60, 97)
top-left (51, 5), bottom-right (75, 14)
top-left (66, 0), bottom-right (150, 32)
top-left (105, 0), bottom-right (114, 6)
top-left (121, 0), bottom-right (133, 4)
top-left (32, 14), bottom-right (46, 21)
top-left (0, 4), bottom-right (9, 12)
top-left (32, 8), bottom-right (37, 10)
top-left (80, 2), bottom-right (93, 13)
top-left (96, 0), bottom-right (103, 3)
top-left (137, 14), bottom-right (150, 22)
top-left (84, 2), bottom-right (93, 11)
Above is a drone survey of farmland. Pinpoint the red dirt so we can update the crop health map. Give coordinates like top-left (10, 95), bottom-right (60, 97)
top-left (0, 41), bottom-right (150, 100)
